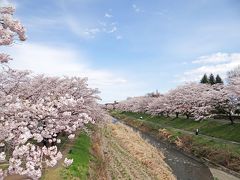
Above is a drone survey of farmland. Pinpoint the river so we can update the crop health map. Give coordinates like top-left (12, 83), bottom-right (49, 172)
top-left (112, 117), bottom-right (213, 180)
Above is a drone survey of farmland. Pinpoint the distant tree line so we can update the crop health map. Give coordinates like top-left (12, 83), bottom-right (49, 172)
top-left (200, 73), bottom-right (223, 85)
top-left (146, 90), bottom-right (162, 98)
top-left (114, 67), bottom-right (240, 124)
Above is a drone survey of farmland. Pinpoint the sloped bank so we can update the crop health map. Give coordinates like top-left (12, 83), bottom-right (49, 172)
top-left (111, 111), bottom-right (240, 179)
top-left (90, 120), bottom-right (176, 179)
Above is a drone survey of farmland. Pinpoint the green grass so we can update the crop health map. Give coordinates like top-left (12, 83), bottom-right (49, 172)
top-left (61, 132), bottom-right (91, 180)
top-left (172, 128), bottom-right (240, 156)
top-left (111, 111), bottom-right (240, 143)
top-left (0, 163), bottom-right (8, 170)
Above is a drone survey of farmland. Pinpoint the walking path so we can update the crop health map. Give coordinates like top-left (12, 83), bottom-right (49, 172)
top-left (210, 168), bottom-right (240, 180)
top-left (138, 119), bottom-right (240, 145)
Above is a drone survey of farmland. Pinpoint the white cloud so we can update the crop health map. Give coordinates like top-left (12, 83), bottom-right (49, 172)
top-left (64, 15), bottom-right (119, 39)
top-left (4, 43), bottom-right (131, 102)
top-left (153, 9), bottom-right (169, 18)
top-left (108, 26), bottom-right (117, 33)
top-left (192, 52), bottom-right (234, 64)
top-left (64, 16), bottom-right (98, 39)
top-left (0, 0), bottom-right (16, 7)
top-left (132, 4), bottom-right (143, 13)
top-left (180, 52), bottom-right (240, 82)
top-left (84, 28), bottom-right (100, 38)
top-left (116, 35), bottom-right (122, 40)
top-left (105, 13), bottom-right (112, 18)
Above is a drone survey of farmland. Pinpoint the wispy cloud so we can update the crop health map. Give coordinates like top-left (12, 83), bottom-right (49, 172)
top-left (0, 0), bottom-right (17, 7)
top-left (116, 35), bottom-right (123, 40)
top-left (25, 13), bottom-right (121, 40)
top-left (132, 4), bottom-right (144, 13)
top-left (108, 26), bottom-right (117, 33)
top-left (153, 9), bottom-right (168, 16)
top-left (192, 52), bottom-right (235, 64)
top-left (105, 13), bottom-right (113, 18)
top-left (64, 16), bottom-right (96, 39)
top-left (84, 28), bottom-right (101, 38)
top-left (180, 52), bottom-right (240, 82)
top-left (64, 13), bottom-right (119, 39)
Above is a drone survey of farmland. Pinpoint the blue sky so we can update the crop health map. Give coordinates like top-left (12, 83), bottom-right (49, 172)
top-left (1, 0), bottom-right (240, 103)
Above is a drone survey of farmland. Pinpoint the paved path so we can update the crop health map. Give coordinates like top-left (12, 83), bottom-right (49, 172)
top-left (210, 168), bottom-right (240, 180)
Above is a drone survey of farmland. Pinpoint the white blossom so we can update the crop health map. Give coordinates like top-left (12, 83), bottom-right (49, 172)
top-left (64, 158), bottom-right (73, 167)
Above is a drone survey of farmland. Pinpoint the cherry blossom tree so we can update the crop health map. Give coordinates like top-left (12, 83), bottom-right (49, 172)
top-left (0, 6), bottom-right (104, 179)
top-left (0, 6), bottom-right (26, 63)
top-left (147, 83), bottom-right (213, 120)
top-left (228, 66), bottom-right (240, 80)
top-left (115, 96), bottom-right (154, 113)
top-left (147, 96), bottom-right (171, 117)
top-left (162, 83), bottom-right (212, 119)
top-left (229, 76), bottom-right (240, 97)
top-left (228, 66), bottom-right (240, 97)
top-left (117, 78), bottom-right (239, 125)
top-left (0, 72), bottom-right (103, 178)
top-left (205, 84), bottom-right (237, 124)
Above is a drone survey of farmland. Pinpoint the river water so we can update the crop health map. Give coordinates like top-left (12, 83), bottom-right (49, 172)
top-left (112, 118), bottom-right (213, 180)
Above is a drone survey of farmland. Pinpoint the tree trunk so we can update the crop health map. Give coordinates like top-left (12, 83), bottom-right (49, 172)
top-left (176, 112), bottom-right (179, 118)
top-left (186, 114), bottom-right (190, 119)
top-left (43, 139), bottom-right (48, 146)
top-left (229, 113), bottom-right (234, 125)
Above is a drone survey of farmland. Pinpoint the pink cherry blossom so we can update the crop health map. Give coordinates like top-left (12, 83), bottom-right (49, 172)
top-left (0, 6), bottom-right (26, 63)
top-left (0, 6), bottom-right (105, 179)
top-left (64, 158), bottom-right (73, 167)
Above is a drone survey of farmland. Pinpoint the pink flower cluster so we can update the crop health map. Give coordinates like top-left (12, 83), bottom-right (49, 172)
top-left (64, 158), bottom-right (73, 167)
top-left (0, 70), bottom-right (104, 179)
top-left (0, 6), bottom-right (26, 63)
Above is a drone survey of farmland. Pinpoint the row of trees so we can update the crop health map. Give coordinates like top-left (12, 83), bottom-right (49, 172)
top-left (114, 68), bottom-right (240, 125)
top-left (200, 74), bottom-right (223, 85)
top-left (0, 6), bottom-right (104, 179)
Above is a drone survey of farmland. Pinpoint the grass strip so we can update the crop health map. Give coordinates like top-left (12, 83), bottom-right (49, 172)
top-left (111, 111), bottom-right (240, 143)
top-left (61, 132), bottom-right (91, 180)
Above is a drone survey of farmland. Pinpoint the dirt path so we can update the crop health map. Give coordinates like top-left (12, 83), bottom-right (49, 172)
top-left (97, 121), bottom-right (176, 180)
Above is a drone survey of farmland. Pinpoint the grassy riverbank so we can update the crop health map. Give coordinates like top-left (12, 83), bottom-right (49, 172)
top-left (112, 111), bottom-right (240, 143)
top-left (43, 132), bottom-right (92, 180)
top-left (110, 111), bottom-right (240, 173)
top-left (61, 133), bottom-right (91, 179)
